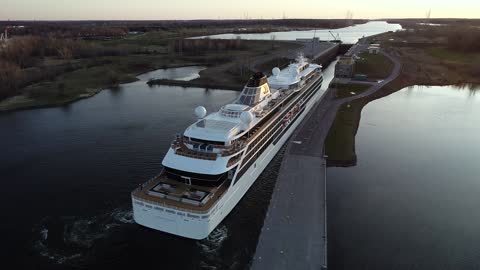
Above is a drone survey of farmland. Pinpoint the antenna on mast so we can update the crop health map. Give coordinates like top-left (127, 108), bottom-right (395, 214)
top-left (425, 9), bottom-right (432, 23)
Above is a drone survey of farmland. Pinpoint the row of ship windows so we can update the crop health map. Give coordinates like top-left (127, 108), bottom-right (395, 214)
top-left (243, 87), bottom-right (259, 95)
top-left (134, 200), bottom-right (209, 219)
top-left (237, 79), bottom-right (322, 176)
top-left (221, 110), bottom-right (242, 118)
top-left (241, 91), bottom-right (299, 151)
top-left (238, 94), bottom-right (257, 106)
top-left (244, 82), bottom-right (317, 157)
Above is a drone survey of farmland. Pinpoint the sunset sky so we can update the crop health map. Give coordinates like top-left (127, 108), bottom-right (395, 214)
top-left (1, 0), bottom-right (479, 20)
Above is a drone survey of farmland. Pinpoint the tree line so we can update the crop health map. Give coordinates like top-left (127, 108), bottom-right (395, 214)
top-left (0, 36), bottom-right (138, 99)
top-left (170, 38), bottom-right (244, 54)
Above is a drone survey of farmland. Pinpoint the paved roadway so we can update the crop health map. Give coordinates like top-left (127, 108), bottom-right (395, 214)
top-left (250, 51), bottom-right (402, 270)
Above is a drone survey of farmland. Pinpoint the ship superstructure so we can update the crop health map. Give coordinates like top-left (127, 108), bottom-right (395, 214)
top-left (132, 55), bottom-right (324, 239)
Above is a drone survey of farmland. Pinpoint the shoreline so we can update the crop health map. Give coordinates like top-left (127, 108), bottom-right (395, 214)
top-left (0, 63), bottom-right (201, 113)
top-left (0, 39), bottom-right (301, 113)
top-left (146, 78), bottom-right (243, 91)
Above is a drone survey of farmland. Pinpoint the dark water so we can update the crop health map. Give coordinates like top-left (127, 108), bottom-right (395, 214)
top-left (0, 63), bottom-right (338, 269)
top-left (328, 85), bottom-right (480, 270)
top-left (197, 21), bottom-right (402, 44)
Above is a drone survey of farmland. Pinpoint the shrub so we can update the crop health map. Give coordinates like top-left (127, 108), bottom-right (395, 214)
top-left (0, 60), bottom-right (21, 99)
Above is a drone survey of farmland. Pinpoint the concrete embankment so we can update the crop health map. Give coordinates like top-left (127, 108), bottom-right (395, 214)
top-left (250, 51), bottom-right (402, 270)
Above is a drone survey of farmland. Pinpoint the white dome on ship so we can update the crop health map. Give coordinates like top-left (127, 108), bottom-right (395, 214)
top-left (240, 111), bottom-right (253, 124)
top-left (272, 67), bottom-right (281, 76)
top-left (290, 67), bottom-right (300, 76)
top-left (195, 106), bottom-right (207, 118)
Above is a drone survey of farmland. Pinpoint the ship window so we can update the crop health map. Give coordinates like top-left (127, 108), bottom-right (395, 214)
top-left (164, 166), bottom-right (228, 187)
top-left (189, 137), bottom-right (225, 146)
top-left (244, 96), bottom-right (252, 105)
top-left (239, 95), bottom-right (247, 104)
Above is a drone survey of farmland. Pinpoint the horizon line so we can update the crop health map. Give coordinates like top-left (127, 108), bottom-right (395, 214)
top-left (0, 17), bottom-right (479, 22)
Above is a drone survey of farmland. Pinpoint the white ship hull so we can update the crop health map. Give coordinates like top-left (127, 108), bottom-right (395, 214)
top-left (132, 80), bottom-right (325, 239)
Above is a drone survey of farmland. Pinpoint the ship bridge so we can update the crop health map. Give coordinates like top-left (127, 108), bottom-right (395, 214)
top-left (183, 72), bottom-right (275, 145)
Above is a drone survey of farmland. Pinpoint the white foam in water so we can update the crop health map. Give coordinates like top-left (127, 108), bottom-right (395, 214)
top-left (111, 208), bottom-right (134, 224)
top-left (32, 207), bottom-right (134, 265)
top-left (197, 225), bottom-right (229, 254)
top-left (196, 225), bottom-right (229, 269)
top-left (33, 222), bottom-right (83, 265)
top-left (64, 217), bottom-right (107, 248)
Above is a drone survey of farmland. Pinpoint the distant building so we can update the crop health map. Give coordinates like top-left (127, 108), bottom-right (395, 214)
top-left (368, 46), bottom-right (380, 54)
top-left (335, 56), bottom-right (355, 78)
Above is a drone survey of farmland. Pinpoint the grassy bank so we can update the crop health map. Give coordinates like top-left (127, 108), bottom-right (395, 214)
top-left (326, 23), bottom-right (480, 167)
top-left (0, 55), bottom-right (197, 112)
top-left (0, 37), bottom-right (300, 112)
top-left (325, 98), bottom-right (369, 166)
top-left (371, 25), bottom-right (480, 91)
top-left (332, 83), bottom-right (371, 99)
top-left (355, 52), bottom-right (394, 79)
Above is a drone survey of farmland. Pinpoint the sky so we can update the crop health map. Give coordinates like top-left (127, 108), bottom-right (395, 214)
top-left (1, 0), bottom-right (479, 20)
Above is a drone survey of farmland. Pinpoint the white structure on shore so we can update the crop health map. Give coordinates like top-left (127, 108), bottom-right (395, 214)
top-left (368, 44), bottom-right (381, 54)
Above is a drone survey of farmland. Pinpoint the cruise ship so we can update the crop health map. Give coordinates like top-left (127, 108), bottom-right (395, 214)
top-left (131, 55), bottom-right (324, 239)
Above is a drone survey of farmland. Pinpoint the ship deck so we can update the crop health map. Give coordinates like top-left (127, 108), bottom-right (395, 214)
top-left (132, 174), bottom-right (229, 214)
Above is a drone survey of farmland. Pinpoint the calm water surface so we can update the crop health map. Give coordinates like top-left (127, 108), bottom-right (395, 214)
top-left (6, 43), bottom-right (477, 270)
top-left (197, 21), bottom-right (402, 44)
top-left (0, 64), bottom-right (335, 269)
top-left (328, 85), bottom-right (480, 270)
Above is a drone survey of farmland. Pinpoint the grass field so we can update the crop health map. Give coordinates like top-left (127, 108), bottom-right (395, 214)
top-left (427, 47), bottom-right (480, 64)
top-left (325, 98), bottom-right (368, 166)
top-left (333, 83), bottom-right (371, 99)
top-left (355, 52), bottom-right (394, 79)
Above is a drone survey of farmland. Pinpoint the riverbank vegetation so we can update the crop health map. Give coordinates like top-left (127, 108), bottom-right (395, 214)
top-left (0, 21), bottom-right (303, 112)
top-left (332, 83), bottom-right (371, 99)
top-left (373, 21), bottom-right (480, 94)
top-left (354, 52), bottom-right (394, 79)
top-left (325, 98), bottom-right (370, 167)
top-left (326, 20), bottom-right (480, 165)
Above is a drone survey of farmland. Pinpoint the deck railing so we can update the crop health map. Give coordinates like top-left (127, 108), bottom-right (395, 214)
top-left (132, 178), bottom-right (229, 215)
top-left (171, 136), bottom-right (247, 159)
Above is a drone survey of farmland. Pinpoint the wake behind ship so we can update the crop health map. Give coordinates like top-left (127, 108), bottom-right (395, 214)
top-left (131, 55), bottom-right (324, 239)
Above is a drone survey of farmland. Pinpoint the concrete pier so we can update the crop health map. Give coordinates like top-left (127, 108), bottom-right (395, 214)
top-left (251, 51), bottom-right (402, 270)
top-left (250, 90), bottom-right (333, 270)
